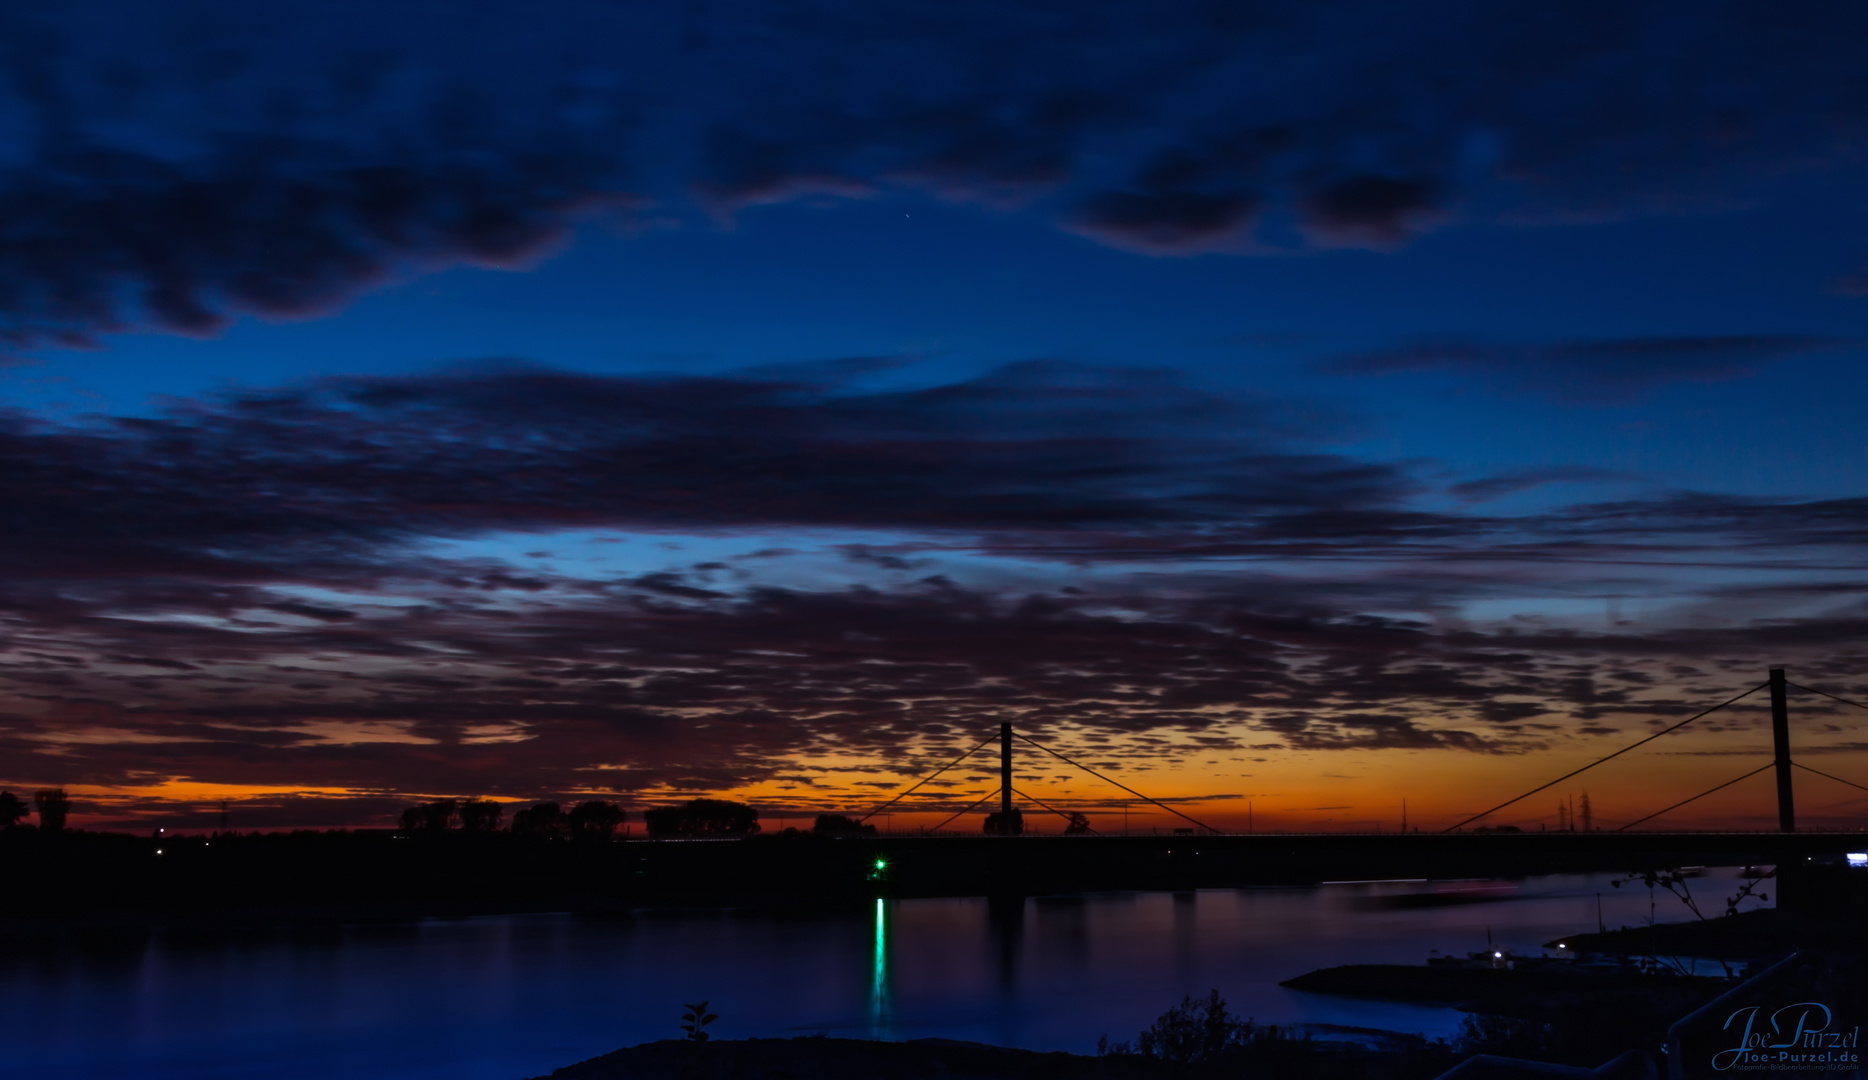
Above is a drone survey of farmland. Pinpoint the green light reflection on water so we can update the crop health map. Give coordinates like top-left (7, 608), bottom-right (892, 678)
top-left (870, 897), bottom-right (891, 1037)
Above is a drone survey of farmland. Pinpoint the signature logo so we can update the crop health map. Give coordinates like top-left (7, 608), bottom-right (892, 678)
top-left (1714, 1002), bottom-right (1861, 1072)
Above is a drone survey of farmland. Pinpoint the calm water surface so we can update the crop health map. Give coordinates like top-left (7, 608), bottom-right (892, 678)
top-left (1, 870), bottom-right (1745, 1080)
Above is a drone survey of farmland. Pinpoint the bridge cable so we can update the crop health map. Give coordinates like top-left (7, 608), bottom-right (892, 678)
top-left (1010, 786), bottom-right (1099, 834)
top-left (926, 787), bottom-right (1004, 834)
top-left (1788, 682), bottom-right (1868, 714)
top-left (1612, 763), bottom-right (1775, 832)
top-left (1790, 760), bottom-right (1868, 795)
top-left (1443, 680), bottom-right (1768, 832)
top-left (858, 733), bottom-right (999, 823)
top-left (1012, 732), bottom-right (1222, 834)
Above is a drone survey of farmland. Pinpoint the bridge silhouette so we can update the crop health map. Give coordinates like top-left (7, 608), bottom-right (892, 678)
top-left (856, 667), bottom-right (1868, 837)
top-left (791, 667), bottom-right (1868, 900)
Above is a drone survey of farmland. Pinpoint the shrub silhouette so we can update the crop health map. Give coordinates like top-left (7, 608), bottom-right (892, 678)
top-left (644, 799), bottom-right (760, 838)
top-left (0, 791), bottom-right (29, 828)
top-left (812, 813), bottom-right (878, 836)
top-left (511, 802), bottom-right (568, 837)
top-left (1099, 990), bottom-right (1269, 1063)
top-left (34, 789), bottom-right (70, 832)
top-left (568, 800), bottom-right (626, 840)
top-left (1453, 1013), bottom-right (1549, 1058)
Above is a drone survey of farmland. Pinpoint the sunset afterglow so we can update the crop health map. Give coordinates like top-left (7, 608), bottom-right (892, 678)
top-left (4, 2), bottom-right (1868, 837)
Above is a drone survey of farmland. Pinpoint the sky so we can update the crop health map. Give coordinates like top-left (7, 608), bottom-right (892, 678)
top-left (4, 1), bottom-right (1868, 834)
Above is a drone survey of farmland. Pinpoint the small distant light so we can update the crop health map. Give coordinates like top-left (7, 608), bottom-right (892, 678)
top-left (875, 859), bottom-right (887, 870)
top-left (156, 849), bottom-right (164, 855)
top-left (1493, 951), bottom-right (1502, 958)
top-left (1557, 943), bottom-right (1567, 949)
top-left (1847, 853), bottom-right (1867, 868)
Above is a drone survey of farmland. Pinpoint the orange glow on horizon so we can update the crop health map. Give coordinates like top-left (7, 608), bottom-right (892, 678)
top-left (25, 719), bottom-right (1868, 834)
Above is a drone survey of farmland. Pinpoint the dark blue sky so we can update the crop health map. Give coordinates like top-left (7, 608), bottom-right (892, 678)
top-left (3, 2), bottom-right (1867, 832)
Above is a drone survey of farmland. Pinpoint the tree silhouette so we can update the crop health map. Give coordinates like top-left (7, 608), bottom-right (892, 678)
top-left (511, 802), bottom-right (568, 837)
top-left (0, 791), bottom-right (29, 828)
top-left (1100, 990), bottom-right (1258, 1063)
top-left (33, 789), bottom-right (69, 832)
top-left (397, 799), bottom-right (464, 832)
top-left (983, 807), bottom-right (1023, 835)
top-left (643, 798), bottom-right (760, 838)
top-left (421, 798), bottom-right (460, 831)
top-left (1064, 812), bottom-right (1092, 835)
top-left (812, 813), bottom-right (878, 836)
top-left (567, 800), bottom-right (626, 840)
top-left (459, 799), bottom-right (503, 832)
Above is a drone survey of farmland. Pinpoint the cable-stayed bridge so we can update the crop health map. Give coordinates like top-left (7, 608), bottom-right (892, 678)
top-left (861, 668), bottom-right (1868, 838)
top-left (810, 667), bottom-right (1868, 899)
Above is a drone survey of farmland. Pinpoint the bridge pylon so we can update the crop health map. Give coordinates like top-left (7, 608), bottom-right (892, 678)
top-left (1000, 722), bottom-right (1013, 826)
top-left (1770, 667), bottom-right (1794, 832)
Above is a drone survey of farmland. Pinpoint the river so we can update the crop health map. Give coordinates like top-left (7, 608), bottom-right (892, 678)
top-left (0, 868), bottom-right (1752, 1080)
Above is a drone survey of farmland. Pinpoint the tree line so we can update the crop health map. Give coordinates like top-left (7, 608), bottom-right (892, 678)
top-left (391, 799), bottom-right (926, 839)
top-left (1, 788), bottom-right (1087, 838)
top-left (0, 789), bottom-right (70, 831)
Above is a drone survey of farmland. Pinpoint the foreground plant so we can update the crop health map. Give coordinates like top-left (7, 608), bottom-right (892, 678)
top-left (680, 1001), bottom-right (718, 1042)
top-left (1097, 989), bottom-right (1275, 1063)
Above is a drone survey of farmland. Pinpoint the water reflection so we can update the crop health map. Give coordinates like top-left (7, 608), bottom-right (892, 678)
top-left (870, 898), bottom-right (891, 1038)
top-left (987, 893), bottom-right (1024, 989)
top-left (0, 870), bottom-right (1745, 1080)
top-left (1171, 890), bottom-right (1198, 967)
top-left (1032, 896), bottom-right (1089, 967)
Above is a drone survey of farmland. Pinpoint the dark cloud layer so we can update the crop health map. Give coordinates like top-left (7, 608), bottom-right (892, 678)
top-left (1450, 467), bottom-right (1631, 504)
top-left (4, 362), bottom-right (1868, 824)
top-left (4, 2), bottom-right (1868, 345)
top-left (7, 361), bottom-right (1865, 578)
top-left (0, 362), bottom-right (1396, 578)
top-left (1333, 335), bottom-right (1849, 402)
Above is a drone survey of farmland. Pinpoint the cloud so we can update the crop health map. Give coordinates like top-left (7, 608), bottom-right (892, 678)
top-left (6, 361), bottom-right (1868, 596)
top-left (1298, 175), bottom-right (1444, 248)
top-left (1064, 139), bottom-right (1283, 253)
top-left (0, 362), bottom-right (1404, 584)
top-left (1068, 189), bottom-right (1263, 254)
top-left (3, 360), bottom-right (1868, 824)
top-left (1332, 335), bottom-right (1849, 402)
top-left (17, 567), bottom-right (1861, 828)
top-left (4, 3), bottom-right (1868, 343)
top-left (1451, 466), bottom-right (1632, 503)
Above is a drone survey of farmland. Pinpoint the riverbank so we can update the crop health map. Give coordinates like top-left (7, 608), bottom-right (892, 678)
top-left (524, 1038), bottom-right (1173, 1080)
top-left (1540, 906), bottom-right (1867, 960)
top-left (1280, 963), bottom-right (1726, 1017)
top-left (1279, 963), bottom-right (1730, 1068)
top-left (7, 827), bottom-right (1862, 921)
top-left (523, 1034), bottom-right (1472, 1080)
